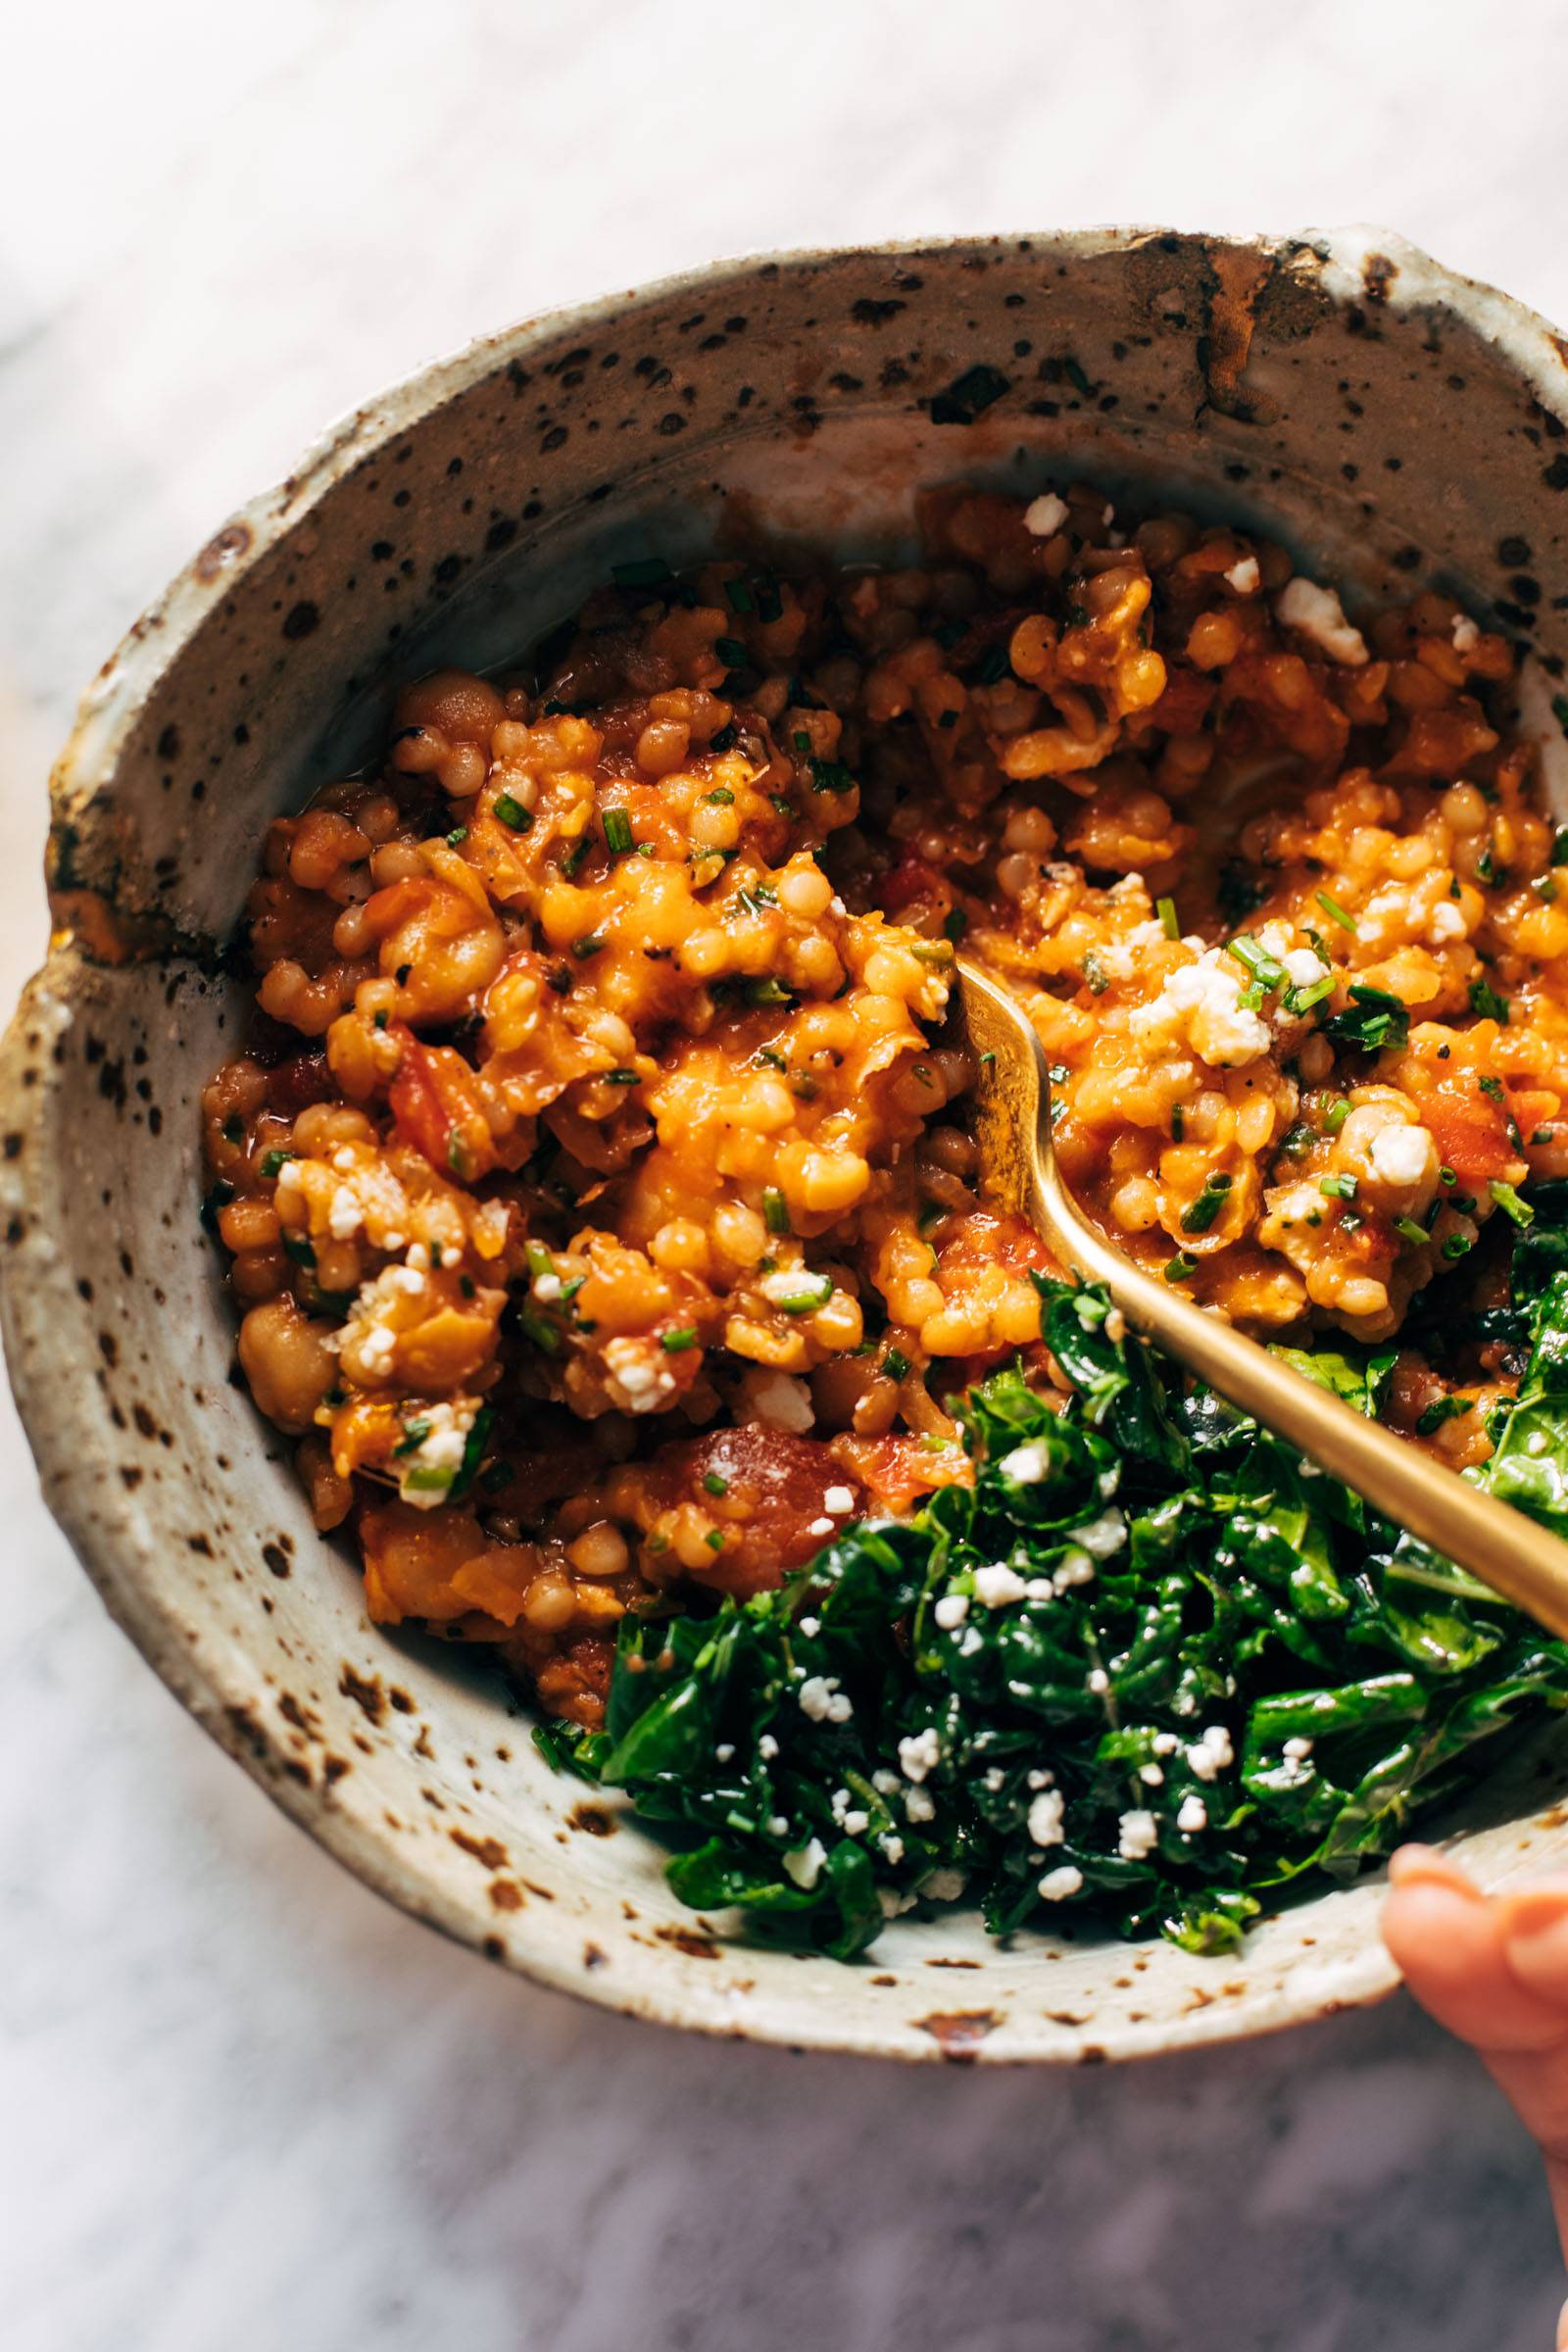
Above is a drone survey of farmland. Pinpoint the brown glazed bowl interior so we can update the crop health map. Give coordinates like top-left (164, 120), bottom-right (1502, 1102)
top-left (9, 227), bottom-right (1568, 2064)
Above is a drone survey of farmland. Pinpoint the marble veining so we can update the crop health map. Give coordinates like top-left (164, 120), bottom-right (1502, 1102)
top-left (6, 2), bottom-right (1568, 2344)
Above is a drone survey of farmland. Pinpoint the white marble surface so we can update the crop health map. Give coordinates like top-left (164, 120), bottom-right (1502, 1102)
top-left (7, 4), bottom-right (1568, 2345)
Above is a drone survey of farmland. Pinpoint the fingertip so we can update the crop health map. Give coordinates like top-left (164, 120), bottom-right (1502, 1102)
top-left (1389, 1843), bottom-right (1483, 1897)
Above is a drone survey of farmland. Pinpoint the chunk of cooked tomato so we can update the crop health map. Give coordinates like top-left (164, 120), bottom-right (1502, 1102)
top-left (620, 1427), bottom-right (864, 1599)
top-left (388, 1022), bottom-right (496, 1182)
top-left (1419, 1084), bottom-right (1517, 1186)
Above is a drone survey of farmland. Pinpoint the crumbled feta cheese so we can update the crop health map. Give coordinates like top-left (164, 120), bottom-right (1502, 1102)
top-left (1087, 1668), bottom-right (1109, 1695)
top-left (331, 1147), bottom-right (358, 1173)
top-left (1177, 1794), bottom-right (1209, 1834)
top-left (1186, 1724), bottom-right (1235, 1781)
top-left (823, 1485), bottom-right (856, 1514)
top-left (1283, 1736), bottom-right (1314, 1760)
top-left (531, 1272), bottom-right (564, 1303)
top-left (1028, 1788), bottom-right (1066, 1846)
top-left (1369, 1121), bottom-right (1437, 1190)
top-left (405, 1243), bottom-right (431, 1272)
top-left (807, 1517), bottom-right (834, 1537)
top-left (1025, 1576), bottom-right (1057, 1600)
top-left (799, 1675), bottom-right (853, 1724)
top-left (765, 1813), bottom-right (789, 1837)
top-left (973, 1563), bottom-right (1029, 1607)
top-left (1139, 1763), bottom-right (1165, 1788)
top-left (1023, 490), bottom-right (1070, 538)
top-left (879, 1834), bottom-right (906, 1865)
top-left (715, 1742), bottom-right (734, 1763)
top-left (1152, 1732), bottom-right (1180, 1755)
top-left (1130, 948), bottom-right (1271, 1067)
top-left (385, 1265), bottom-right (426, 1296)
top-left (604, 1337), bottom-right (677, 1415)
top-left (1118, 1808), bottom-right (1159, 1860)
top-left (983, 1767), bottom-right (1006, 1792)
top-left (933, 1592), bottom-right (970, 1631)
top-left (878, 1885), bottom-right (918, 1918)
top-left (1451, 613), bottom-right (1480, 654)
top-left (759, 1734), bottom-right (780, 1760)
top-left (326, 1184), bottom-right (364, 1241)
top-left (905, 1786), bottom-right (936, 1823)
top-left (742, 1369), bottom-right (815, 1434)
top-left (1282, 947), bottom-right (1328, 989)
top-left (1068, 1509), bottom-right (1126, 1559)
top-left (1276, 576), bottom-right (1369, 665)
top-left (1225, 554), bottom-right (1261, 595)
top-left (871, 1767), bottom-right (901, 1794)
top-left (999, 1442), bottom-right (1050, 1484)
top-left (783, 1838), bottom-right (826, 1889)
top-left (1428, 900), bottom-right (1468, 945)
top-left (898, 1728), bottom-right (942, 1783)
top-left (1027, 1768), bottom-right (1054, 1789)
top-left (922, 1867), bottom-right (967, 1902)
top-left (843, 1809), bottom-right (869, 1837)
top-left (1052, 1550), bottom-right (1095, 1592)
top-left (1039, 1864), bottom-right (1084, 1902)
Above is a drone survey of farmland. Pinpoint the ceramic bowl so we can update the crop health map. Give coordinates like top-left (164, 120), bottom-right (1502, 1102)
top-left (9, 226), bottom-right (1568, 2064)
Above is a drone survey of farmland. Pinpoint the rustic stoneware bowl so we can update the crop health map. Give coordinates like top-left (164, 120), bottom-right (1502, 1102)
top-left (9, 227), bottom-right (1568, 2064)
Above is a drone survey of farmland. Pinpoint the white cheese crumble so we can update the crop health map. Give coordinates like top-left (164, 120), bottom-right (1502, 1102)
top-left (1224, 554), bottom-right (1261, 595)
top-left (1087, 1667), bottom-right (1109, 1695)
top-left (807, 1516), bottom-right (834, 1537)
top-left (765, 1813), bottom-right (790, 1837)
top-left (822, 1485), bottom-right (855, 1514)
top-left (1451, 613), bottom-right (1480, 654)
top-left (1023, 490), bottom-right (1070, 537)
top-left (999, 1442), bottom-right (1050, 1484)
top-left (1152, 1732), bottom-right (1179, 1755)
top-left (1139, 1763), bottom-right (1165, 1788)
top-left (905, 1786), bottom-right (935, 1823)
top-left (1051, 1551), bottom-right (1094, 1592)
top-left (1177, 1794), bottom-right (1209, 1834)
top-left (798, 1675), bottom-right (853, 1724)
top-left (1282, 947), bottom-right (1328, 989)
top-left (922, 1868), bottom-right (967, 1902)
top-left (878, 1886), bottom-right (918, 1918)
top-left (1118, 1808), bottom-right (1159, 1860)
top-left (879, 1834), bottom-right (906, 1866)
top-left (327, 1184), bottom-right (364, 1240)
top-left (760, 1267), bottom-right (833, 1309)
top-left (742, 1369), bottom-right (815, 1434)
top-left (1186, 1724), bottom-right (1235, 1782)
top-left (898, 1727), bottom-right (942, 1783)
top-left (715, 1743), bottom-right (734, 1763)
top-left (1067, 1509), bottom-right (1126, 1559)
top-left (1276, 576), bottom-right (1369, 665)
top-left (1027, 1788), bottom-right (1066, 1846)
top-left (759, 1734), bottom-right (779, 1760)
top-left (1369, 1121), bottom-right (1437, 1190)
top-left (1039, 1864), bottom-right (1084, 1902)
top-left (1129, 948), bottom-right (1271, 1067)
top-left (1428, 900), bottom-right (1468, 945)
top-left (973, 1563), bottom-right (1029, 1608)
top-left (933, 1592), bottom-right (970, 1631)
top-left (603, 1337), bottom-right (677, 1415)
top-left (531, 1271), bottom-right (564, 1303)
top-left (783, 1838), bottom-right (826, 1889)
top-left (1283, 1736), bottom-right (1314, 1760)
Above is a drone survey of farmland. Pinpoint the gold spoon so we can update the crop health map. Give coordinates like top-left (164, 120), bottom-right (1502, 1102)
top-left (953, 956), bottom-right (1568, 1642)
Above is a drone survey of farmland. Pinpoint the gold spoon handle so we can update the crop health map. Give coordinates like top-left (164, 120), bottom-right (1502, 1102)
top-left (957, 958), bottom-right (1568, 1644)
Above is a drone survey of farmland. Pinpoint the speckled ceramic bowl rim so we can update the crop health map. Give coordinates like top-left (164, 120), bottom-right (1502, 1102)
top-left (10, 224), bottom-right (1568, 2061)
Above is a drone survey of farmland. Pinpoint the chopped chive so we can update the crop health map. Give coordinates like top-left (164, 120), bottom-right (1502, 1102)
top-left (259, 1148), bottom-right (294, 1179)
top-left (603, 807), bottom-right (634, 857)
top-left (402, 1464), bottom-right (455, 1494)
top-left (745, 978), bottom-right (791, 1006)
top-left (393, 1417), bottom-right (433, 1457)
top-left (1286, 975), bottom-right (1336, 1015)
top-left (493, 793), bottom-right (533, 832)
top-left (1322, 1098), bottom-right (1351, 1135)
top-left (395, 963), bottom-right (413, 986)
top-left (704, 1528), bottom-right (726, 1551)
top-left (1156, 896), bottom-right (1179, 940)
top-left (769, 795), bottom-right (796, 820)
top-left (1315, 890), bottom-right (1358, 933)
top-left (762, 1187), bottom-right (791, 1236)
top-left (662, 1327), bottom-right (700, 1352)
top-left (1439, 1164), bottom-right (1456, 1185)
top-left (572, 932), bottom-right (606, 958)
top-left (1170, 1103), bottom-right (1185, 1142)
top-left (446, 826), bottom-right (468, 847)
top-left (612, 556), bottom-right (672, 588)
top-left (200, 1178), bottom-right (236, 1234)
top-left (703, 1470), bottom-right (730, 1496)
top-left (1225, 933), bottom-right (1286, 987)
top-left (604, 1068), bottom-right (641, 1085)
top-left (1163, 1253), bottom-right (1198, 1283)
top-left (1468, 976), bottom-right (1510, 1024)
top-left (515, 1307), bottom-right (560, 1354)
top-left (704, 786), bottom-right (736, 805)
top-left (1441, 1232), bottom-right (1473, 1259)
top-left (944, 908), bottom-right (968, 942)
top-left (524, 1240), bottom-right (556, 1281)
top-left (447, 1132), bottom-right (472, 1179)
top-left (1395, 1216), bottom-right (1431, 1248)
top-left (222, 1111), bottom-right (244, 1146)
top-left (1478, 1075), bottom-right (1506, 1103)
top-left (911, 939), bottom-right (955, 966)
top-left (282, 1233), bottom-right (317, 1266)
top-left (1490, 1179), bottom-right (1535, 1227)
top-left (715, 636), bottom-right (749, 668)
top-left (564, 835), bottom-right (593, 876)
top-left (1552, 828), bottom-right (1568, 868)
top-left (808, 757), bottom-right (857, 796)
top-left (724, 579), bottom-right (754, 614)
top-left (1319, 1171), bottom-right (1358, 1200)
top-left (974, 642), bottom-right (1009, 685)
top-left (1180, 1172), bottom-right (1234, 1235)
